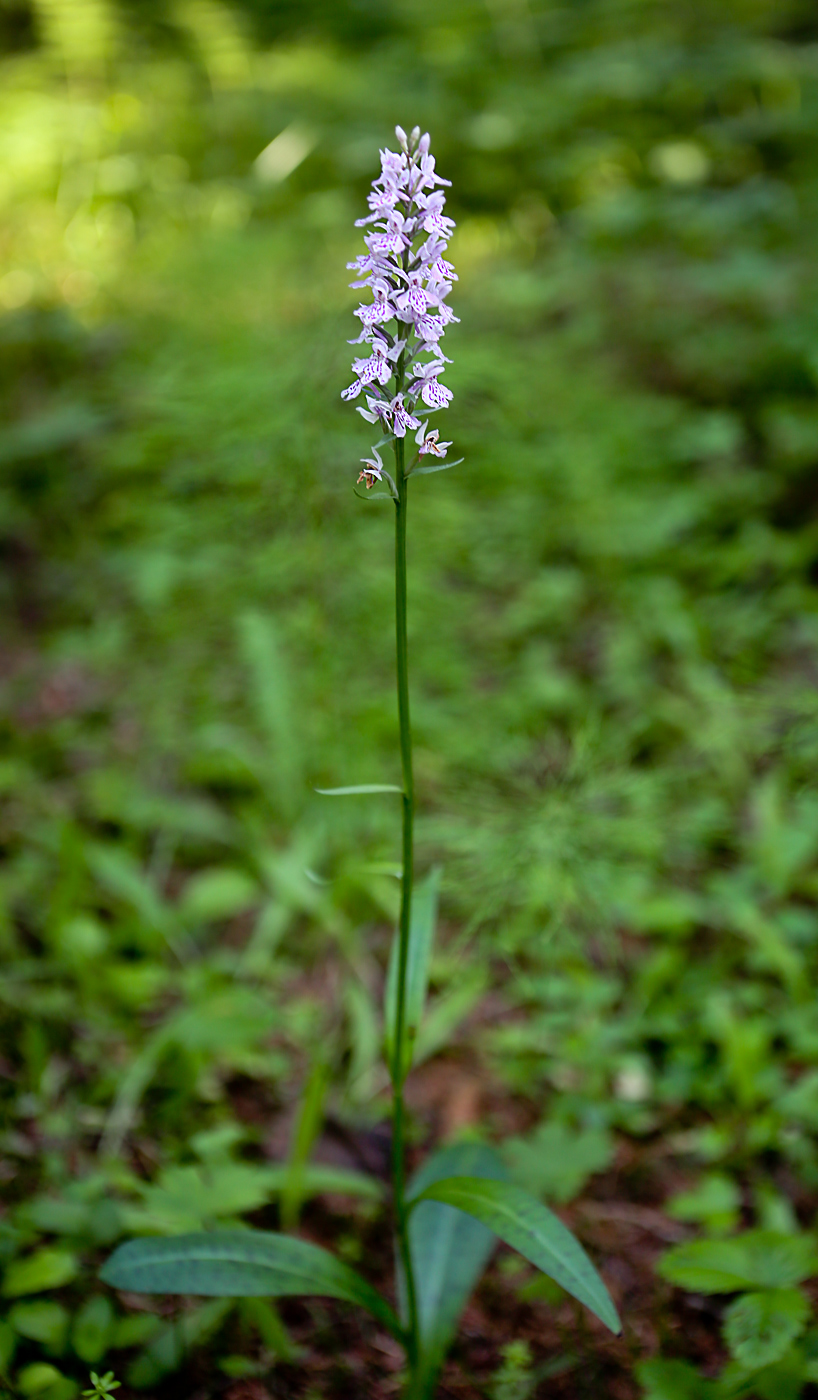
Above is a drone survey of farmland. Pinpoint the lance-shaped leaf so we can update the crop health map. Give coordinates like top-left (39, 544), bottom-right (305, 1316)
top-left (405, 1143), bottom-right (507, 1397)
top-left (410, 1178), bottom-right (620, 1335)
top-left (100, 1230), bottom-right (403, 1341)
top-left (315, 784), bottom-right (402, 796)
top-left (384, 867), bottom-right (441, 1078)
top-left (410, 457), bottom-right (464, 477)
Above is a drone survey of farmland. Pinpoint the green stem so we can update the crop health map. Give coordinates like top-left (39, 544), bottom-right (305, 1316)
top-left (391, 424), bottom-right (420, 1377)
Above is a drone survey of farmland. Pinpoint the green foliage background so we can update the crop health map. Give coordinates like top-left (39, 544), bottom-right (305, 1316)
top-left (3, 0), bottom-right (818, 1393)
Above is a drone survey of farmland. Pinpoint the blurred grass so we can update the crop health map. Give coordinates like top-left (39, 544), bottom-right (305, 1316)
top-left (3, 0), bottom-right (818, 1391)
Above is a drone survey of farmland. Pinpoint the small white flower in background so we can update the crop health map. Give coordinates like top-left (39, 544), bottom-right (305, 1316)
top-left (344, 126), bottom-right (457, 479)
top-left (614, 1061), bottom-right (652, 1102)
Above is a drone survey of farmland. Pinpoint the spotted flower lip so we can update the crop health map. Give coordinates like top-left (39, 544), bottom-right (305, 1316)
top-left (343, 125), bottom-right (456, 482)
top-left (416, 426), bottom-right (452, 458)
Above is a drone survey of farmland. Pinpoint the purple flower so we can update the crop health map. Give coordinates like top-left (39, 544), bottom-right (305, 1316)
top-left (343, 126), bottom-right (457, 483)
top-left (420, 378), bottom-right (452, 409)
top-left (416, 426), bottom-right (451, 458)
top-left (391, 394), bottom-right (421, 438)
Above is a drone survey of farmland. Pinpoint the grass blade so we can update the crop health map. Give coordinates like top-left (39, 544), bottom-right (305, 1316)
top-left (385, 867), bottom-right (441, 1075)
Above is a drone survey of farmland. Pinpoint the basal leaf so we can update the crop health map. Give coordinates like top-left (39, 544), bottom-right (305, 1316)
top-left (100, 1230), bottom-right (402, 1341)
top-left (411, 1177), bottom-right (620, 1334)
top-left (385, 867), bottom-right (441, 1077)
top-left (723, 1289), bottom-right (808, 1370)
top-left (406, 1143), bottom-right (507, 1397)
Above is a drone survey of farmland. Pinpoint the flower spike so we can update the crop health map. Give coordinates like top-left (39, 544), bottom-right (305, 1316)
top-left (343, 126), bottom-right (456, 483)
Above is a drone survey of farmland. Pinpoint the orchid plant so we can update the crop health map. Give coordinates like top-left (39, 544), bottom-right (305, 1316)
top-left (100, 127), bottom-right (621, 1399)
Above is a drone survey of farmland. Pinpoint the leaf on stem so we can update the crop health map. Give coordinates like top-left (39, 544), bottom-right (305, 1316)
top-left (410, 1177), bottom-right (621, 1334)
top-left (315, 784), bottom-right (402, 796)
top-left (405, 1143), bottom-right (507, 1397)
top-left (100, 1230), bottom-right (403, 1341)
top-left (384, 867), bottom-right (441, 1078)
top-left (410, 458), bottom-right (464, 478)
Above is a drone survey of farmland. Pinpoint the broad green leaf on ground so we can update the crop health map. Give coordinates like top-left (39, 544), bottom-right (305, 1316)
top-left (719, 1352), bottom-right (808, 1400)
top-left (120, 1163), bottom-right (282, 1234)
top-left (16, 1199), bottom-right (92, 1238)
top-left (121, 1158), bottom-right (382, 1233)
top-left (15, 1362), bottom-right (76, 1398)
top-left (71, 1295), bottom-right (115, 1364)
top-left (0, 1319), bottom-right (15, 1373)
top-left (503, 1121), bottom-right (614, 1204)
top-left (635, 1358), bottom-right (714, 1399)
top-left (411, 1177), bottom-right (620, 1333)
top-left (3, 1250), bottom-right (78, 1297)
top-left (177, 867), bottom-right (259, 925)
top-left (110, 1314), bottom-right (161, 1349)
top-left (385, 867), bottom-right (441, 1077)
top-left (406, 1142), bottom-right (507, 1397)
top-left (723, 1289), bottom-right (809, 1370)
top-left (665, 1174), bottom-right (741, 1236)
top-left (8, 1301), bottom-right (69, 1353)
top-left (100, 1230), bottom-right (402, 1340)
top-left (658, 1232), bottom-right (817, 1294)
